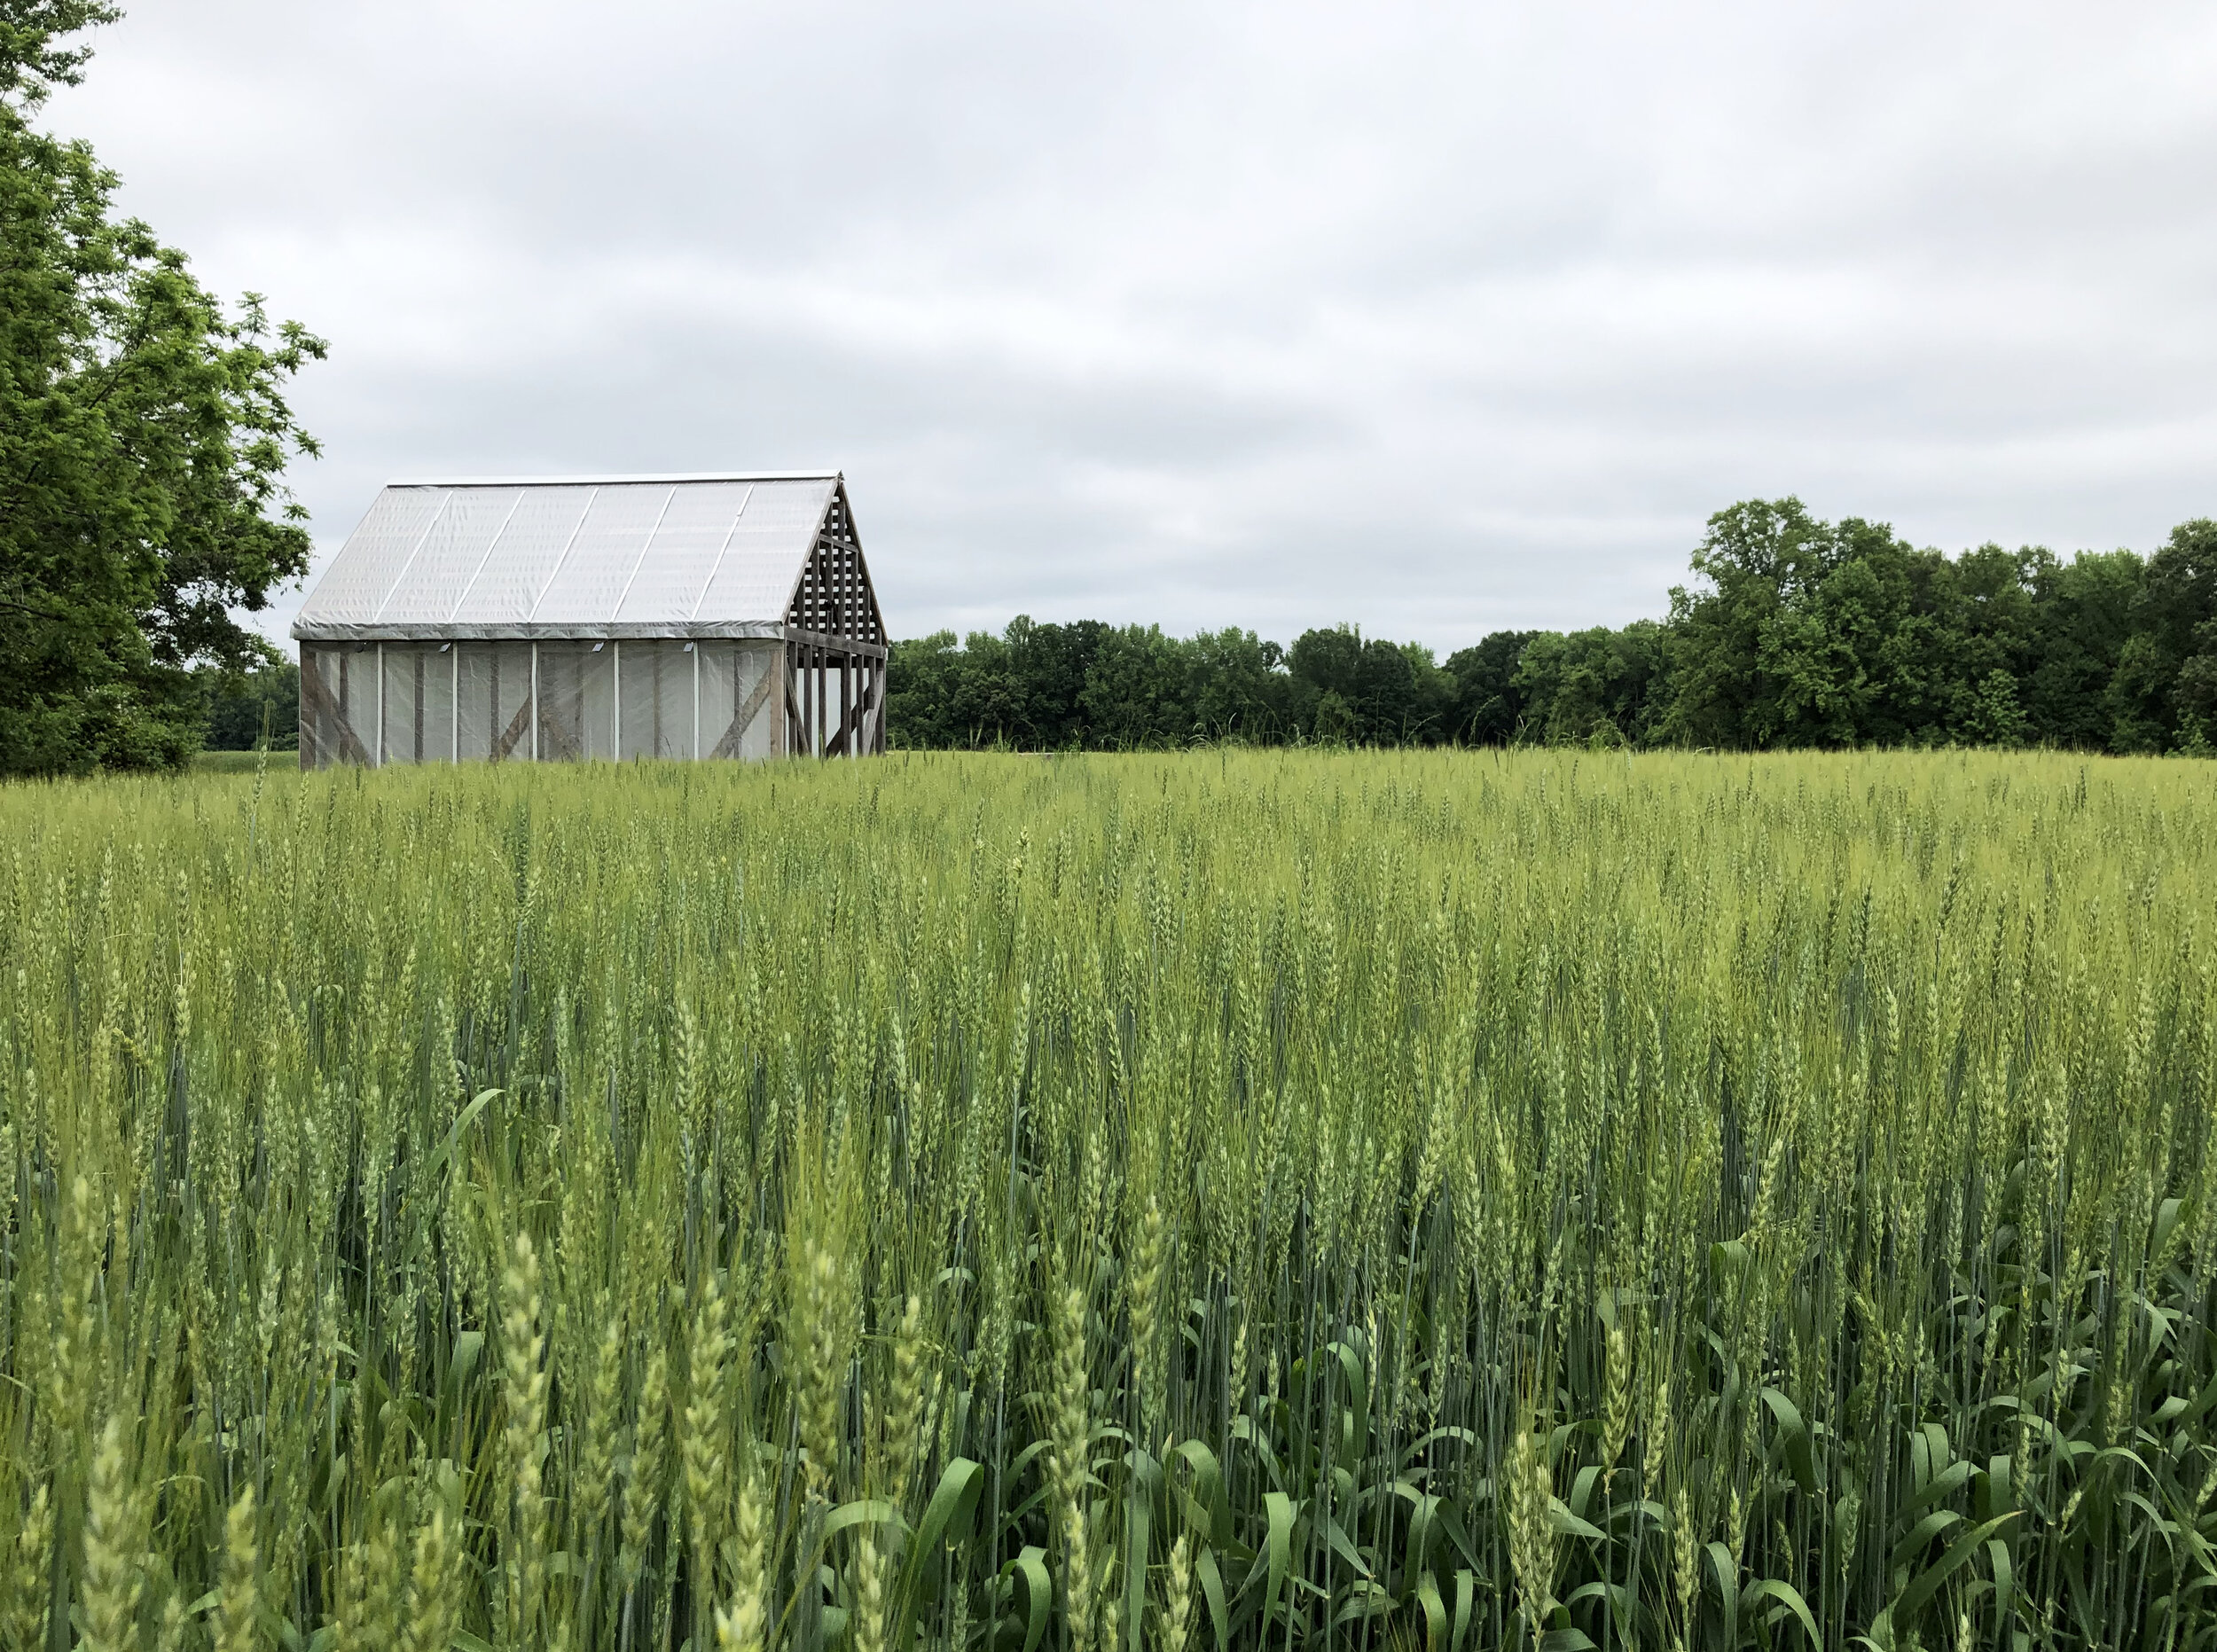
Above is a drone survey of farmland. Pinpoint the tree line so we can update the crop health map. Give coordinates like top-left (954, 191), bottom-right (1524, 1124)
top-left (889, 500), bottom-right (2217, 755)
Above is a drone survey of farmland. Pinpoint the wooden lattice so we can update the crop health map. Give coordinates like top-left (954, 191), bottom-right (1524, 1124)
top-left (783, 485), bottom-right (885, 646)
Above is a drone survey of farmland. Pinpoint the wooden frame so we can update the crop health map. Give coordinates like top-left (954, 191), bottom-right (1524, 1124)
top-left (779, 480), bottom-right (889, 757)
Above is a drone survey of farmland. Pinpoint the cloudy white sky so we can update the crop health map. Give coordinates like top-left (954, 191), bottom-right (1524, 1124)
top-left (44, 0), bottom-right (2217, 652)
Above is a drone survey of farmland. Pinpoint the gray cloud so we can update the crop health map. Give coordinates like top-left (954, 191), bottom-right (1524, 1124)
top-left (44, 0), bottom-right (2217, 651)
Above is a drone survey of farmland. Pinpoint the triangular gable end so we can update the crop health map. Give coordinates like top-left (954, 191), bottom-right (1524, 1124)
top-left (780, 480), bottom-right (887, 646)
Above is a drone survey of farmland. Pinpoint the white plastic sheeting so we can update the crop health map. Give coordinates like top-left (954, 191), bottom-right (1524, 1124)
top-left (374, 644), bottom-right (457, 765)
top-left (301, 640), bottom-right (785, 766)
top-left (535, 642), bottom-right (617, 763)
top-left (457, 643), bottom-right (534, 763)
top-left (709, 645), bottom-right (781, 761)
top-left (294, 474), bottom-right (842, 642)
top-left (301, 646), bottom-right (371, 767)
top-left (616, 641), bottom-right (685, 761)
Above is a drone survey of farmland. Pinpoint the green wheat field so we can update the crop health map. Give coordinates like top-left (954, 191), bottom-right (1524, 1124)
top-left (2, 749), bottom-right (2213, 1652)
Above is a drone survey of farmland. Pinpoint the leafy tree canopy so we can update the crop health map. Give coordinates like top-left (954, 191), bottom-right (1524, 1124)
top-left (888, 504), bottom-right (2213, 756)
top-left (2, 0), bottom-right (324, 774)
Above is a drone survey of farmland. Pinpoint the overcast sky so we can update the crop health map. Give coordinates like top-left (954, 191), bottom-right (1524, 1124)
top-left (44, 0), bottom-right (2217, 652)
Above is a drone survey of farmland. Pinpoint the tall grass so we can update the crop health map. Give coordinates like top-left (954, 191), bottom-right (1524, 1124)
top-left (1, 748), bottom-right (2213, 1651)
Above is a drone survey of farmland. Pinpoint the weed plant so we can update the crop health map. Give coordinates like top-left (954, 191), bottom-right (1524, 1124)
top-left (1, 749), bottom-right (2212, 1651)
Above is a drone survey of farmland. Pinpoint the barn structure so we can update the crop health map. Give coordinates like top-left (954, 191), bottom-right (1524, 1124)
top-left (291, 472), bottom-right (887, 768)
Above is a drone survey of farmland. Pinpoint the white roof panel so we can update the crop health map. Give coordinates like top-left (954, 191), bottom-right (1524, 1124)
top-left (447, 486), bottom-right (598, 628)
top-left (694, 478), bottom-right (842, 624)
top-left (295, 486), bottom-right (451, 631)
top-left (525, 484), bottom-right (673, 630)
top-left (614, 480), bottom-right (761, 627)
top-left (373, 487), bottom-right (524, 627)
top-left (294, 474), bottom-right (848, 641)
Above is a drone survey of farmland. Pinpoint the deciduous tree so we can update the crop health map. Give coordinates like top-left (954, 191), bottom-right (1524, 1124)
top-left (1, 0), bottom-right (324, 774)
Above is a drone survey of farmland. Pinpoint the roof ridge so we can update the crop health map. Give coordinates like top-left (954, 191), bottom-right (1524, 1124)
top-left (383, 471), bottom-right (841, 487)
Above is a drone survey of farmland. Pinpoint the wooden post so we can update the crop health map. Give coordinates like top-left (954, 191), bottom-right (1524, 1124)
top-left (789, 643), bottom-right (807, 758)
top-left (839, 651), bottom-right (851, 758)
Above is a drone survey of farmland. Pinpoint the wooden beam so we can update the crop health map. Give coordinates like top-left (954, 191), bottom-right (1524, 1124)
top-left (710, 653), bottom-right (779, 760)
top-left (784, 646), bottom-right (803, 756)
top-left (537, 689), bottom-right (579, 760)
top-left (866, 656), bottom-right (887, 755)
top-left (781, 626), bottom-right (887, 660)
top-left (822, 662), bottom-right (885, 758)
top-left (299, 654), bottom-right (372, 768)
top-left (493, 692), bottom-right (532, 762)
top-left (771, 646), bottom-right (787, 756)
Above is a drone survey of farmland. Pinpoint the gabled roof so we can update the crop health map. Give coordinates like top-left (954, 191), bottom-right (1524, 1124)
top-left (292, 473), bottom-right (853, 642)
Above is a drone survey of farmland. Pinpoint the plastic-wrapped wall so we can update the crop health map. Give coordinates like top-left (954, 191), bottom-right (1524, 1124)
top-left (618, 641), bottom-right (691, 761)
top-left (299, 640), bottom-right (784, 767)
top-left (376, 644), bottom-right (458, 764)
top-left (301, 645), bottom-right (370, 767)
top-left (456, 643), bottom-right (534, 762)
top-left (709, 642), bottom-right (781, 761)
top-left (535, 642), bottom-right (617, 762)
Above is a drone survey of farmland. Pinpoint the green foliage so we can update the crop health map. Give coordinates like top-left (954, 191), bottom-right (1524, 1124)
top-left (2021, 550), bottom-right (2143, 751)
top-left (0, 0), bottom-right (323, 777)
top-left (1508, 622), bottom-right (1671, 748)
top-left (1079, 622), bottom-right (1193, 746)
top-left (198, 659), bottom-right (301, 750)
top-left (2111, 519), bottom-right (2217, 754)
top-left (0, 0), bottom-right (115, 107)
top-left (890, 509), bottom-right (2216, 756)
top-left (1442, 630), bottom-right (1537, 743)
top-left (1663, 504), bottom-right (2038, 749)
top-left (889, 618), bottom-right (1477, 749)
top-left (4, 749), bottom-right (2217, 1651)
